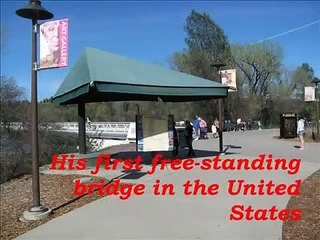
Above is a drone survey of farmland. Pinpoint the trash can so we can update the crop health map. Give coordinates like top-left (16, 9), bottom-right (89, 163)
top-left (280, 113), bottom-right (297, 138)
top-left (176, 127), bottom-right (188, 148)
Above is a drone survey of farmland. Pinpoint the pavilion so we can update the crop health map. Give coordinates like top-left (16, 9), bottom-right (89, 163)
top-left (53, 47), bottom-right (229, 154)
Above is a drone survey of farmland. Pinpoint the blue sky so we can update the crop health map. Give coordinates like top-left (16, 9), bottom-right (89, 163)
top-left (1, 1), bottom-right (320, 100)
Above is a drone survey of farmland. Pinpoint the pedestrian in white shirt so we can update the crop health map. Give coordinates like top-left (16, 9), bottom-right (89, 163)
top-left (297, 116), bottom-right (305, 150)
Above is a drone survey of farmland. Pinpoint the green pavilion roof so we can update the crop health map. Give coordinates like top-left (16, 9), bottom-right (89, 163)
top-left (52, 47), bottom-right (228, 105)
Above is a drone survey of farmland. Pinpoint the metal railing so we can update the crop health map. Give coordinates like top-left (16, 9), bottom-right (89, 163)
top-left (54, 122), bottom-right (132, 140)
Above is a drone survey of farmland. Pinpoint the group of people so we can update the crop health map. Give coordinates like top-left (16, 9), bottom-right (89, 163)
top-left (221, 118), bottom-right (262, 132)
top-left (235, 118), bottom-right (262, 131)
top-left (173, 116), bottom-right (221, 158)
top-left (193, 116), bottom-right (221, 139)
top-left (192, 116), bottom-right (210, 140)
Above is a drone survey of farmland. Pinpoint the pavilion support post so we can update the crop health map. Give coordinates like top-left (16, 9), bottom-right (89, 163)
top-left (218, 98), bottom-right (224, 153)
top-left (78, 102), bottom-right (86, 154)
top-left (211, 63), bottom-right (226, 154)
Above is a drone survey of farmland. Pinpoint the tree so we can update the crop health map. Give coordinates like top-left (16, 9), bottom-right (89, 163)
top-left (40, 97), bottom-right (53, 103)
top-left (266, 68), bottom-right (302, 125)
top-left (291, 63), bottom-right (314, 100)
top-left (171, 10), bottom-right (233, 123)
top-left (0, 78), bottom-right (80, 183)
top-left (0, 76), bottom-right (26, 128)
top-left (172, 10), bottom-right (232, 80)
top-left (270, 67), bottom-right (297, 99)
top-left (230, 43), bottom-right (283, 124)
top-left (0, 76), bottom-right (24, 102)
top-left (291, 63), bottom-right (318, 129)
top-left (231, 43), bottom-right (283, 97)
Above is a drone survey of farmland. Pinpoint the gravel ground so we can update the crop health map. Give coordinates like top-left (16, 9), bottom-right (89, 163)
top-left (282, 169), bottom-right (320, 240)
top-left (0, 174), bottom-right (107, 240)
top-left (0, 142), bottom-right (318, 240)
top-left (0, 143), bottom-right (136, 240)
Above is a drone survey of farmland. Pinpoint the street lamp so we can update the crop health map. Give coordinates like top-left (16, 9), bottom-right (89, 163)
top-left (211, 63), bottom-right (226, 154)
top-left (16, 0), bottom-right (53, 220)
top-left (312, 77), bottom-right (320, 140)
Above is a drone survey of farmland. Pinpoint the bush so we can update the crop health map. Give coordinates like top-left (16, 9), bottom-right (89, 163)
top-left (0, 150), bottom-right (32, 184)
top-left (0, 128), bottom-right (79, 183)
top-left (39, 131), bottom-right (79, 165)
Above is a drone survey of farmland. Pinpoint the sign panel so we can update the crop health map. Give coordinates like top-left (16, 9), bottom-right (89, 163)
top-left (304, 86), bottom-right (315, 102)
top-left (136, 115), bottom-right (174, 152)
top-left (281, 113), bottom-right (296, 117)
top-left (220, 69), bottom-right (237, 92)
top-left (40, 18), bottom-right (69, 69)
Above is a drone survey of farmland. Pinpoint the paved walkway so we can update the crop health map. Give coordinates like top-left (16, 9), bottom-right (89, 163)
top-left (17, 129), bottom-right (320, 239)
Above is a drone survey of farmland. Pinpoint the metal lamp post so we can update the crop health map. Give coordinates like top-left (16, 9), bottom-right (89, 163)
top-left (16, 0), bottom-right (53, 220)
top-left (312, 77), bottom-right (320, 140)
top-left (211, 63), bottom-right (226, 154)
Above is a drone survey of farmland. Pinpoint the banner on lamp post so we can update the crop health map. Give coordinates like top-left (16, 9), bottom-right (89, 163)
top-left (39, 18), bottom-right (68, 70)
top-left (219, 69), bottom-right (237, 92)
top-left (304, 86), bottom-right (315, 102)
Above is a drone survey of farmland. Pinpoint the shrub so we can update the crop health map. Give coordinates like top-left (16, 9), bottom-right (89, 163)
top-left (0, 128), bottom-right (79, 183)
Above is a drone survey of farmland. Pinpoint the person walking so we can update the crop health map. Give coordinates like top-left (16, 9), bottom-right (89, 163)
top-left (236, 118), bottom-right (241, 131)
top-left (214, 118), bottom-right (219, 137)
top-left (86, 117), bottom-right (92, 129)
top-left (297, 116), bottom-right (305, 150)
top-left (211, 123), bottom-right (217, 138)
top-left (257, 121), bottom-right (262, 130)
top-left (199, 118), bottom-right (207, 139)
top-left (185, 120), bottom-right (196, 157)
top-left (193, 116), bottom-right (200, 140)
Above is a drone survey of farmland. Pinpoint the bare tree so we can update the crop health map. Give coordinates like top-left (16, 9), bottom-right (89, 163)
top-left (231, 43), bottom-right (283, 97)
top-left (0, 76), bottom-right (26, 132)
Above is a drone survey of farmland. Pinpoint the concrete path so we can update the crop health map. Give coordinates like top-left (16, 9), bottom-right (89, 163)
top-left (17, 129), bottom-right (320, 240)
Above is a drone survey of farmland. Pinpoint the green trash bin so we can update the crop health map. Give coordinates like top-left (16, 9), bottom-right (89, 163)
top-left (280, 113), bottom-right (297, 138)
top-left (176, 127), bottom-right (188, 148)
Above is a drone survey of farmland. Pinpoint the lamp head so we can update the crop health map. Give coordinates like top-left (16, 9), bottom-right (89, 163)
top-left (211, 63), bottom-right (226, 69)
top-left (16, 0), bottom-right (53, 20)
top-left (312, 77), bottom-right (320, 85)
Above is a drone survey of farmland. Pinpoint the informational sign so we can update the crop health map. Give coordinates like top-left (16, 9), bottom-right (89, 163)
top-left (304, 86), bottom-right (315, 102)
top-left (136, 115), bottom-right (174, 152)
top-left (281, 113), bottom-right (296, 117)
top-left (220, 69), bottom-right (237, 92)
top-left (40, 18), bottom-right (69, 69)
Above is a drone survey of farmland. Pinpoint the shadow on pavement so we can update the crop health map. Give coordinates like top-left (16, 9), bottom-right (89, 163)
top-left (52, 172), bottom-right (128, 212)
top-left (112, 149), bottom-right (239, 165)
top-left (51, 145), bottom-right (242, 212)
top-left (119, 169), bottom-right (148, 180)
